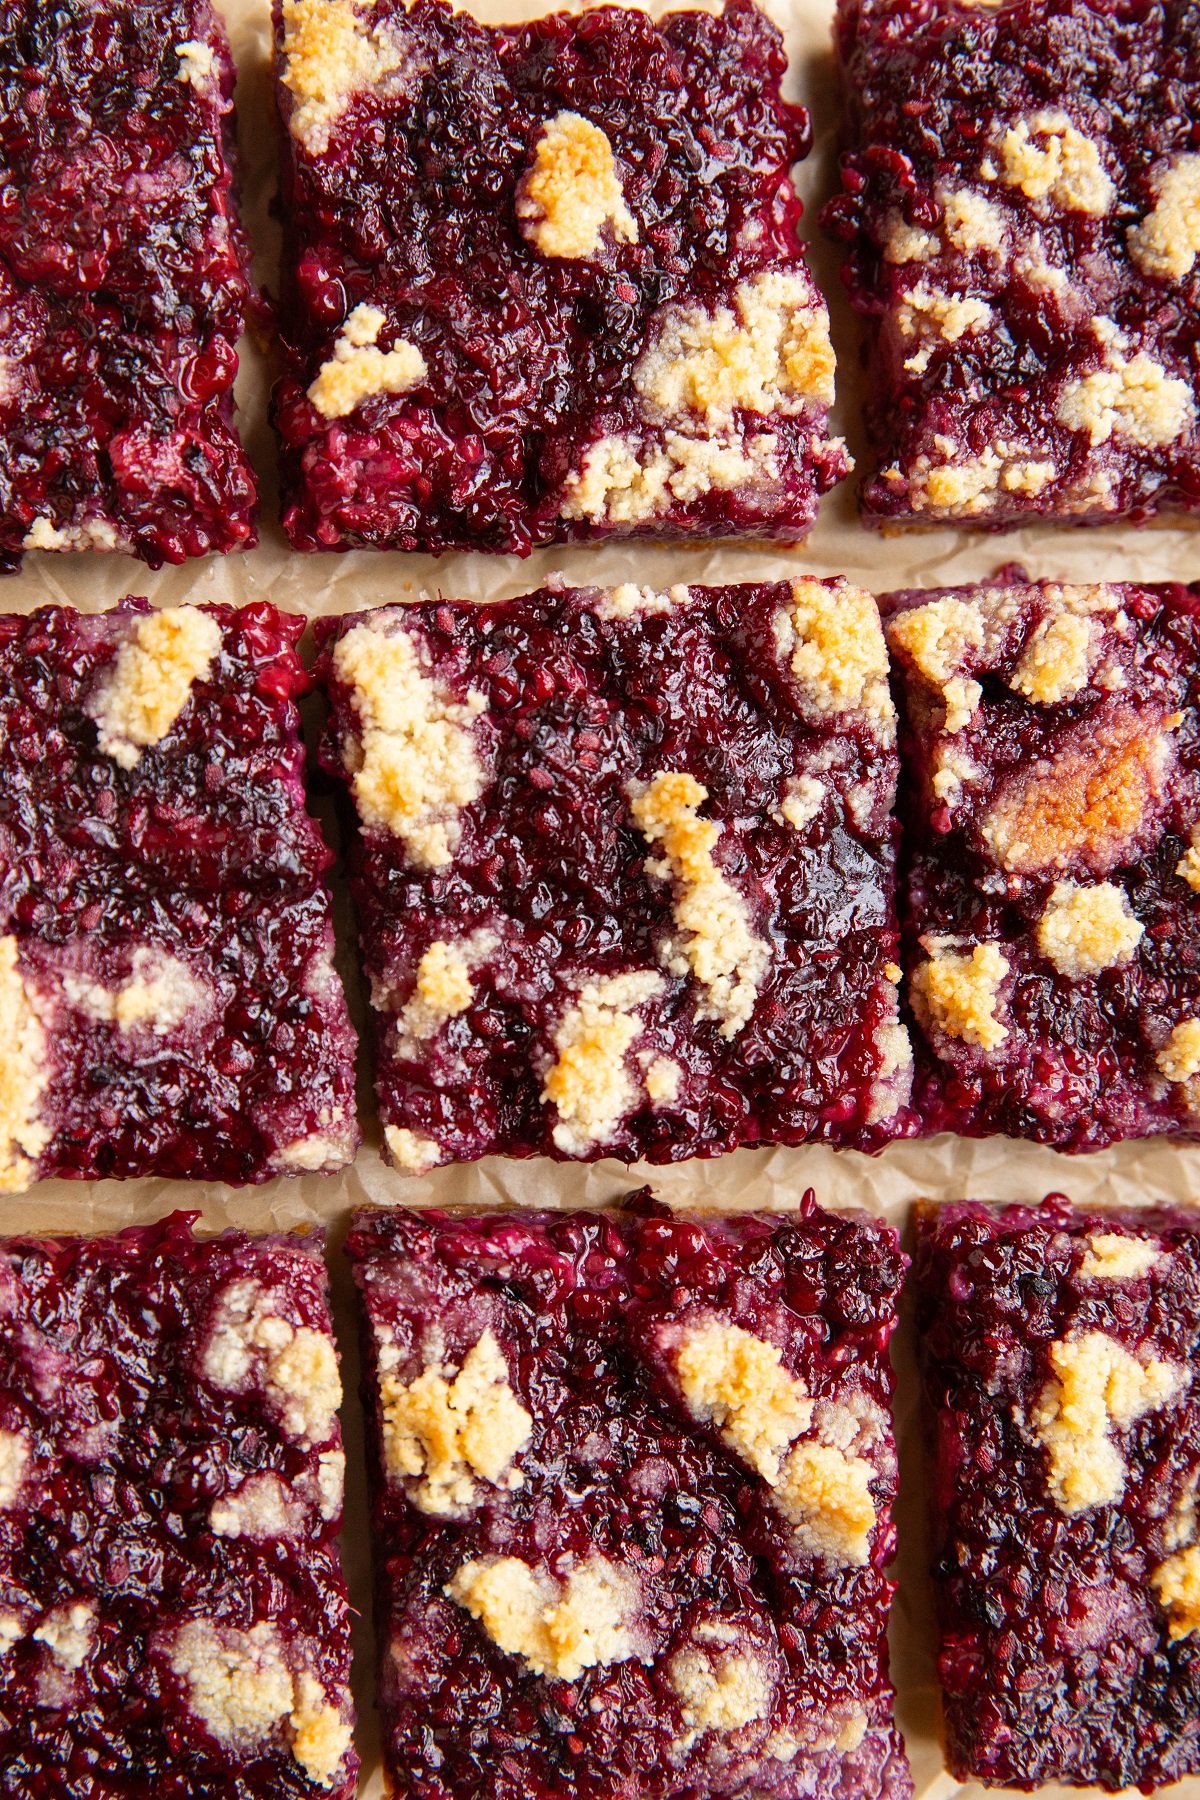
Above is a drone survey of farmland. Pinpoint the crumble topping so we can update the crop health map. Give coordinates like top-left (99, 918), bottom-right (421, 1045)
top-left (931, 744), bottom-right (978, 805)
top-left (775, 1441), bottom-right (877, 1566)
top-left (777, 580), bottom-right (893, 724)
top-left (0, 1430), bottom-right (29, 1509)
top-left (779, 773), bottom-right (824, 830)
top-left (22, 517), bottom-right (123, 553)
top-left (384, 1124), bottom-right (442, 1171)
top-left (596, 582), bottom-right (692, 620)
top-left (867, 1018), bottom-right (914, 1124)
top-left (897, 284), bottom-right (992, 375)
top-left (1156, 1019), bottom-right (1200, 1084)
top-left (629, 771), bottom-right (769, 1038)
top-left (0, 937), bottom-right (49, 1194)
top-left (559, 428), bottom-right (780, 524)
top-left (643, 1055), bottom-right (681, 1105)
top-left (1151, 1547), bottom-right (1200, 1641)
top-left (202, 1280), bottom-right (341, 1447)
top-left (887, 598), bottom-right (985, 723)
top-left (1176, 826), bottom-right (1200, 891)
top-left (911, 940), bottom-right (1009, 1051)
top-left (884, 215), bottom-right (939, 263)
top-left (176, 40), bottom-right (216, 88)
top-left (378, 1328), bottom-right (532, 1515)
top-left (332, 618), bottom-right (487, 867)
top-left (668, 1646), bottom-right (773, 1742)
top-left (542, 970), bottom-right (663, 1152)
top-left (516, 112), bottom-right (637, 260)
top-left (210, 1473), bottom-right (304, 1541)
top-left (281, 0), bottom-right (409, 153)
top-left (308, 302), bottom-right (426, 419)
top-left (33, 1601), bottom-right (95, 1671)
top-left (633, 271), bottom-right (836, 423)
top-left (674, 1318), bottom-right (813, 1481)
top-left (0, 1615), bottom-right (22, 1653)
top-left (906, 443), bottom-right (1058, 516)
top-left (168, 1619), bottom-right (350, 1785)
top-left (1057, 347), bottom-right (1194, 447)
top-left (64, 949), bottom-right (206, 1035)
top-left (1009, 613), bottom-right (1094, 704)
top-left (981, 717), bottom-right (1175, 875)
top-left (1035, 881), bottom-right (1144, 978)
top-left (447, 1555), bottom-right (643, 1681)
top-left (942, 188), bottom-right (1007, 253)
top-left (1128, 155), bottom-right (1200, 281)
top-left (396, 939), bottom-right (476, 1048)
top-left (1078, 1234), bottom-right (1164, 1281)
top-left (1031, 1331), bottom-right (1184, 1513)
top-left (89, 607), bottom-right (221, 770)
top-left (315, 1448), bottom-right (345, 1521)
top-left (997, 112), bottom-right (1115, 214)
top-left (273, 1126), bottom-right (357, 1173)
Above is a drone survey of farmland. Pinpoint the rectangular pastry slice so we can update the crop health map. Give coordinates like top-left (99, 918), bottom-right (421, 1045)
top-left (316, 579), bottom-right (911, 1170)
top-left (914, 1198), bottom-right (1200, 1791)
top-left (885, 577), bottom-right (1200, 1150)
top-left (272, 0), bottom-right (847, 553)
top-left (348, 1195), bottom-right (912, 1800)
top-left (0, 1214), bottom-right (357, 1797)
top-left (824, 0), bottom-right (1200, 527)
top-left (0, 0), bottom-right (257, 567)
top-left (0, 601), bottom-right (359, 1189)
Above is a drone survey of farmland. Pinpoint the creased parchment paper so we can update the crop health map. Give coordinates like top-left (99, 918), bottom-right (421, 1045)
top-left (3, 0), bottom-right (1200, 1792)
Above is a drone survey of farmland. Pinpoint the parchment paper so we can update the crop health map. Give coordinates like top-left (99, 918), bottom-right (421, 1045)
top-left (4, 0), bottom-right (1200, 1791)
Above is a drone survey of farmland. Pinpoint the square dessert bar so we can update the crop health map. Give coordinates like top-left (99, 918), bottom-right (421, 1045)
top-left (0, 601), bottom-right (358, 1189)
top-left (885, 577), bottom-right (1200, 1151)
top-left (0, 0), bottom-right (257, 568)
top-left (271, 0), bottom-right (847, 554)
top-left (315, 579), bottom-right (912, 1171)
top-left (914, 1199), bottom-right (1200, 1790)
top-left (824, 0), bottom-right (1200, 526)
top-left (348, 1195), bottom-right (912, 1800)
top-left (0, 1215), bottom-right (356, 1797)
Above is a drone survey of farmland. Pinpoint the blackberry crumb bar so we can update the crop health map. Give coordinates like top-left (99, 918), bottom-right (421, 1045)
top-left (348, 1195), bottom-right (912, 1800)
top-left (915, 1199), bottom-right (1200, 1791)
top-left (0, 601), bottom-right (358, 1190)
top-left (0, 1214), bottom-right (357, 1797)
top-left (885, 577), bottom-right (1200, 1150)
top-left (824, 0), bottom-right (1200, 527)
top-left (0, 0), bottom-right (257, 569)
top-left (271, 0), bottom-right (847, 554)
top-left (315, 580), bottom-right (912, 1170)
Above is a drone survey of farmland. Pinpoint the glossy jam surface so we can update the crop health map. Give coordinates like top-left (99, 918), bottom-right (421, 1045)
top-left (824, 0), bottom-right (1200, 527)
top-left (0, 601), bottom-right (358, 1184)
top-left (0, 0), bottom-right (257, 568)
top-left (0, 1215), bottom-right (356, 1798)
top-left (316, 583), bottom-right (912, 1167)
top-left (348, 1195), bottom-right (911, 1800)
top-left (915, 1200), bottom-right (1200, 1791)
top-left (273, 0), bottom-right (845, 553)
top-left (886, 578), bottom-right (1200, 1150)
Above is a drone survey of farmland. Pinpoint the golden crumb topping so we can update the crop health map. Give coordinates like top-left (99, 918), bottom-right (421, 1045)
top-left (0, 938), bottom-right (49, 1195)
top-left (90, 607), bottom-right (220, 770)
top-left (1009, 613), bottom-right (1094, 704)
top-left (981, 716), bottom-right (1175, 875)
top-left (281, 0), bottom-right (408, 152)
top-left (308, 303), bottom-right (425, 419)
top-left (396, 939), bottom-right (476, 1048)
top-left (517, 112), bottom-right (637, 260)
top-left (1057, 348), bottom-right (1194, 448)
top-left (775, 1441), bottom-right (877, 1566)
top-left (379, 1330), bottom-right (532, 1515)
top-left (541, 970), bottom-right (663, 1152)
top-left (629, 772), bottom-right (769, 1038)
top-left (911, 940), bottom-right (1009, 1052)
top-left (333, 618), bottom-right (487, 868)
top-left (1035, 881), bottom-right (1143, 979)
top-left (674, 1318), bottom-right (813, 1482)
top-left (778, 581), bottom-right (893, 724)
top-left (1176, 827), bottom-right (1200, 892)
top-left (942, 187), bottom-right (1007, 253)
top-left (1157, 1018), bottom-right (1200, 1084)
top-left (1031, 1331), bottom-right (1184, 1513)
top-left (1078, 1233), bottom-right (1164, 1281)
top-left (0, 1431), bottom-right (29, 1510)
top-left (384, 1124), bottom-right (442, 1171)
top-left (1151, 1547), bottom-right (1200, 1641)
top-left (447, 1555), bottom-right (643, 1681)
top-left (998, 112), bottom-right (1115, 213)
top-left (668, 1646), bottom-right (773, 1742)
top-left (290, 1674), bottom-right (354, 1787)
top-left (559, 428), bottom-right (779, 523)
top-left (1128, 154), bottom-right (1200, 281)
top-left (634, 272), bottom-right (835, 423)
top-left (886, 597), bottom-right (985, 727)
